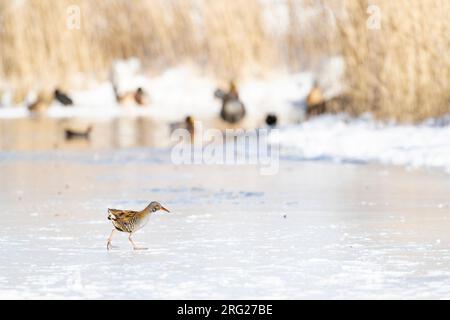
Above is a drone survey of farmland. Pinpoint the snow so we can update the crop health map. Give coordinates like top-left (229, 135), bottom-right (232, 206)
top-left (271, 114), bottom-right (450, 173)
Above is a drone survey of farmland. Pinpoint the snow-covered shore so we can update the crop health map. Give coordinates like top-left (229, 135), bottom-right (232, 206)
top-left (272, 114), bottom-right (450, 173)
top-left (0, 65), bottom-right (313, 124)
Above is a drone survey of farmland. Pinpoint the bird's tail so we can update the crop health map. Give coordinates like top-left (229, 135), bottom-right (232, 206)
top-left (214, 89), bottom-right (226, 99)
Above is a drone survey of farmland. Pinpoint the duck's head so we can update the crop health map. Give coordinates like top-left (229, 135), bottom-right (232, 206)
top-left (147, 201), bottom-right (170, 213)
top-left (185, 116), bottom-right (194, 126)
top-left (229, 81), bottom-right (237, 93)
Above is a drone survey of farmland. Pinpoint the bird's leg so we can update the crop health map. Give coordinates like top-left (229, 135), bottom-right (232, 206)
top-left (129, 233), bottom-right (148, 250)
top-left (107, 229), bottom-right (115, 250)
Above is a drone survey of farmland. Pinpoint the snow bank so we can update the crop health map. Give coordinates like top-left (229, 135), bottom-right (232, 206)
top-left (0, 64), bottom-right (314, 122)
top-left (271, 114), bottom-right (450, 172)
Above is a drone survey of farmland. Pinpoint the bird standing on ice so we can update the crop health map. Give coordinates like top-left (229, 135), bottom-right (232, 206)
top-left (106, 201), bottom-right (170, 250)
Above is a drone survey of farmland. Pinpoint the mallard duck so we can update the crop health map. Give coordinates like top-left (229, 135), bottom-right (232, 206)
top-left (214, 81), bottom-right (246, 124)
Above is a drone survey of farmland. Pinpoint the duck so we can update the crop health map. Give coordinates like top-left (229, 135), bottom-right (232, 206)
top-left (169, 115), bottom-right (196, 142)
top-left (54, 88), bottom-right (73, 106)
top-left (113, 84), bottom-right (135, 105)
top-left (214, 81), bottom-right (246, 124)
top-left (306, 82), bottom-right (326, 117)
top-left (65, 126), bottom-right (92, 140)
top-left (185, 116), bottom-right (195, 137)
top-left (265, 114), bottom-right (278, 127)
top-left (28, 92), bottom-right (52, 114)
top-left (114, 85), bottom-right (149, 106)
top-left (134, 87), bottom-right (150, 106)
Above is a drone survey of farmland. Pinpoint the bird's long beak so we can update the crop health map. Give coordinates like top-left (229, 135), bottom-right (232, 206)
top-left (161, 206), bottom-right (170, 213)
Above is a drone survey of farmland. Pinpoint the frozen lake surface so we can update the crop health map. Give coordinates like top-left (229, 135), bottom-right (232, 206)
top-left (1, 149), bottom-right (450, 299)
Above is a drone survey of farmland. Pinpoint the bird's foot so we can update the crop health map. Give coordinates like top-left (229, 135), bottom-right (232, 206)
top-left (107, 241), bottom-right (113, 250)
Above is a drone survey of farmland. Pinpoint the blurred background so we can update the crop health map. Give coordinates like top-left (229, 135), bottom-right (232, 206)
top-left (1, 0), bottom-right (449, 118)
top-left (0, 0), bottom-right (449, 156)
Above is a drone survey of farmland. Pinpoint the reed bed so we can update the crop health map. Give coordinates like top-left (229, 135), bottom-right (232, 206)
top-left (0, 0), bottom-right (449, 121)
top-left (335, 0), bottom-right (450, 121)
top-left (0, 0), bottom-right (332, 90)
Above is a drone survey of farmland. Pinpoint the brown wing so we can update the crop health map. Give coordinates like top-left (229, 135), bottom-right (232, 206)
top-left (108, 209), bottom-right (139, 221)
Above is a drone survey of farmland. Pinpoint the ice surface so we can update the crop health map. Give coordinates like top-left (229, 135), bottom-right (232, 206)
top-left (1, 150), bottom-right (450, 299)
top-left (1, 61), bottom-right (450, 299)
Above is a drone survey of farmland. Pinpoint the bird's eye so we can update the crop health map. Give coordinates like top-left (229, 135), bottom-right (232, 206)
top-left (152, 208), bottom-right (157, 212)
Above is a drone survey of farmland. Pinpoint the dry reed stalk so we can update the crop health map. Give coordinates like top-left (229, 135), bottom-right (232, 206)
top-left (335, 0), bottom-right (450, 121)
top-left (0, 0), bottom-right (448, 121)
